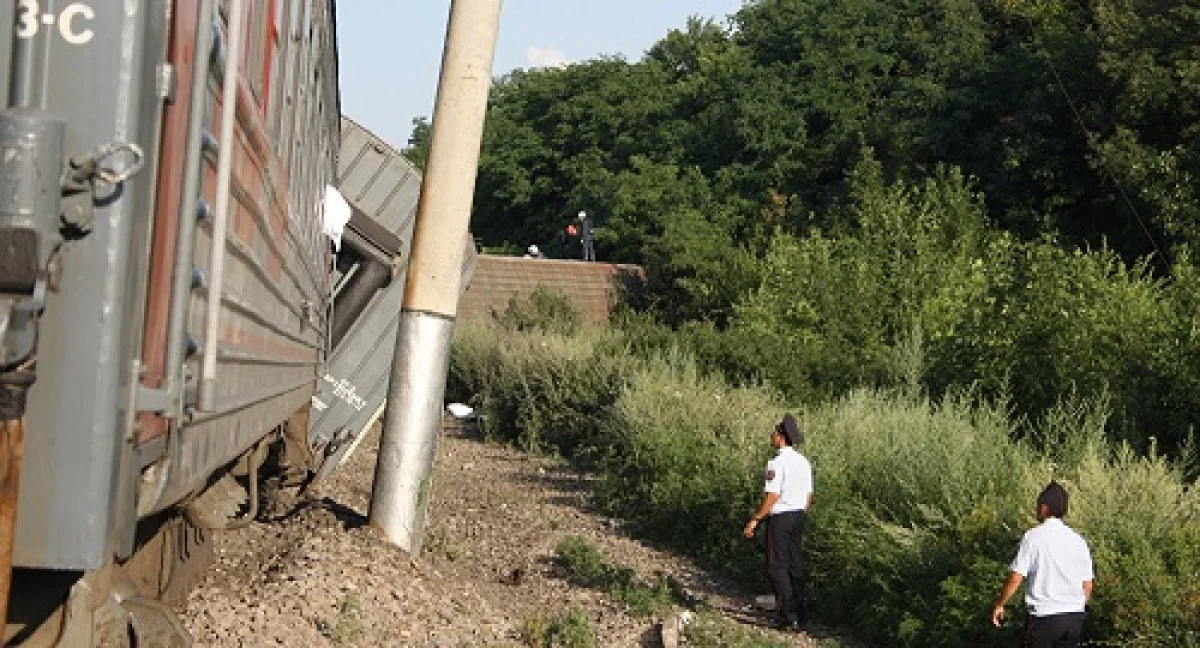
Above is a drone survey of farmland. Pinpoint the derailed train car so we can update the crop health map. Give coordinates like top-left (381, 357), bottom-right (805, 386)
top-left (0, 1), bottom-right (358, 644)
top-left (307, 117), bottom-right (477, 483)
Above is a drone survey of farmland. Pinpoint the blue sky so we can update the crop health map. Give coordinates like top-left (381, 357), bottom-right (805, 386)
top-left (336, 1), bottom-right (746, 150)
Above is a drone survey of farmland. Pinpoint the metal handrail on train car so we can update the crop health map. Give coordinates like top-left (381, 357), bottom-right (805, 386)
top-left (162, 0), bottom-right (217, 424)
top-left (199, 0), bottom-right (247, 413)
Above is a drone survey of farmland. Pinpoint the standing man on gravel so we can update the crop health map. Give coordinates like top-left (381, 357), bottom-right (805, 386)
top-left (744, 413), bottom-right (813, 631)
top-left (992, 481), bottom-right (1094, 648)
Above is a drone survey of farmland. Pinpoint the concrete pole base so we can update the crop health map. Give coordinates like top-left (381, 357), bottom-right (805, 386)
top-left (367, 311), bottom-right (455, 553)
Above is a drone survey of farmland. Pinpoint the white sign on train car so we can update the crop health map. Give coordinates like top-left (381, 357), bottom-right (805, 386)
top-left (14, 1), bottom-right (96, 45)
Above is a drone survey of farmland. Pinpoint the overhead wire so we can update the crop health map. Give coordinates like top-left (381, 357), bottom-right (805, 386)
top-left (1024, 15), bottom-right (1166, 260)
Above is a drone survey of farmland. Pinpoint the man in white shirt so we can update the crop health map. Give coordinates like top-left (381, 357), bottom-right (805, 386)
top-left (992, 481), bottom-right (1095, 647)
top-left (744, 413), bottom-right (814, 630)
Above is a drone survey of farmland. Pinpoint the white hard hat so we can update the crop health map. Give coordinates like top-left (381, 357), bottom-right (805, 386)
top-left (577, 211), bottom-right (587, 219)
top-left (527, 244), bottom-right (539, 255)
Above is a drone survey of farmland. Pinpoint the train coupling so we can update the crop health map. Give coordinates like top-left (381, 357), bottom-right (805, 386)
top-left (0, 109), bottom-right (65, 385)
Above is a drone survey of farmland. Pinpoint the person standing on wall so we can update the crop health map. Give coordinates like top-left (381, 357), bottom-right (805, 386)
top-left (744, 413), bottom-right (814, 631)
top-left (557, 227), bottom-right (573, 256)
top-left (577, 211), bottom-right (595, 261)
top-left (992, 481), bottom-right (1095, 648)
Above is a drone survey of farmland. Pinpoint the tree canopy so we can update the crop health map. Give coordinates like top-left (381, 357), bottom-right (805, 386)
top-left (403, 0), bottom-right (1200, 457)
top-left (402, 0), bottom-right (1199, 261)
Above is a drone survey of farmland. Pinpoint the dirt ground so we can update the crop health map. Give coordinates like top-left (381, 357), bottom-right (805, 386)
top-left (179, 423), bottom-right (842, 647)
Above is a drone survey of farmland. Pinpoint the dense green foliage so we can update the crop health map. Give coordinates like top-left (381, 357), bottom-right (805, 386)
top-left (449, 323), bottom-right (1200, 647)
top-left (405, 0), bottom-right (1200, 257)
top-left (492, 286), bottom-right (582, 336)
top-left (424, 2), bottom-right (1200, 642)
top-left (727, 160), bottom-right (1200, 456)
top-left (407, 0), bottom-right (1200, 456)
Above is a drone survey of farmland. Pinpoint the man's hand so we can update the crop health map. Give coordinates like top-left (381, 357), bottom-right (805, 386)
top-left (991, 604), bottom-right (1005, 628)
top-left (746, 493), bottom-right (779, 539)
top-left (992, 570), bottom-right (1023, 629)
top-left (743, 518), bottom-right (759, 538)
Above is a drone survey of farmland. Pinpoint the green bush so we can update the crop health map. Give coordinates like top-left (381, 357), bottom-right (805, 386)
top-left (801, 390), bottom-right (1038, 646)
top-left (449, 324), bottom-right (1200, 647)
top-left (1156, 254), bottom-right (1200, 471)
top-left (556, 536), bottom-right (611, 585)
top-left (609, 310), bottom-right (768, 391)
top-left (555, 536), bottom-right (675, 617)
top-left (494, 286), bottom-right (583, 336)
top-left (448, 325), bottom-right (634, 460)
top-left (802, 390), bottom-right (1200, 647)
top-left (926, 240), bottom-right (1190, 455)
top-left (597, 351), bottom-right (783, 579)
top-left (731, 161), bottom-right (994, 403)
top-left (1065, 442), bottom-right (1200, 645)
top-left (623, 160), bottom-right (1200, 463)
top-left (521, 607), bottom-right (596, 648)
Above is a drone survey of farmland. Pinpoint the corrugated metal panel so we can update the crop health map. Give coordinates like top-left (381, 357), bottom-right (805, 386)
top-left (334, 118), bottom-right (422, 236)
top-left (153, 0), bottom-right (342, 514)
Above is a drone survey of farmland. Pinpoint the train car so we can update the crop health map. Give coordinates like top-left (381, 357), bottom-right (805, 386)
top-left (1, 1), bottom-right (341, 644)
top-left (308, 116), bottom-right (477, 483)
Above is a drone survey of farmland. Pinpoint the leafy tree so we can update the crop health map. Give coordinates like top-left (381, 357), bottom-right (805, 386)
top-left (599, 157), bottom-right (757, 324)
top-left (445, 0), bottom-right (1200, 456)
top-left (933, 0), bottom-right (1200, 258)
top-left (733, 157), bottom-right (994, 401)
top-left (402, 117), bottom-right (432, 170)
top-left (470, 58), bottom-right (699, 257)
top-left (1088, 0), bottom-right (1200, 250)
top-left (730, 0), bottom-right (992, 225)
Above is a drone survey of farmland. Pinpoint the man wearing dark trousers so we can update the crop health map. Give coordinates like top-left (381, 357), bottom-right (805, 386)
top-left (992, 481), bottom-right (1095, 648)
top-left (744, 413), bottom-right (814, 631)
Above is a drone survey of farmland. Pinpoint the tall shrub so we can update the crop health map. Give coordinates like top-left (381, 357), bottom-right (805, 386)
top-left (449, 326), bottom-right (632, 459)
top-left (733, 160), bottom-right (993, 401)
top-left (449, 324), bottom-right (1200, 647)
top-left (800, 389), bottom-right (1038, 647)
top-left (930, 241), bottom-right (1184, 454)
top-left (597, 350), bottom-right (785, 576)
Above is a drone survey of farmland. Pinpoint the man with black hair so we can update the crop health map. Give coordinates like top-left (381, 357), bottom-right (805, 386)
top-left (992, 481), bottom-right (1095, 647)
top-left (744, 413), bottom-right (814, 631)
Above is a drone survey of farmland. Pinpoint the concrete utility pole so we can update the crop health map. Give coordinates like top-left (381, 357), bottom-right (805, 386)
top-left (368, 0), bottom-right (502, 552)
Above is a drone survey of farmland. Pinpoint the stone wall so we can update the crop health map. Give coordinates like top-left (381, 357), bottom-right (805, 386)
top-left (456, 254), bottom-right (644, 324)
